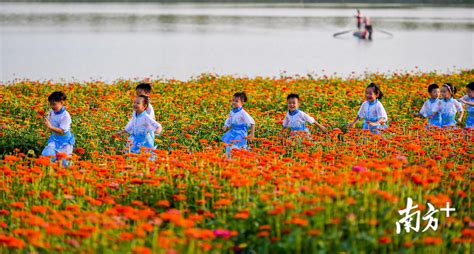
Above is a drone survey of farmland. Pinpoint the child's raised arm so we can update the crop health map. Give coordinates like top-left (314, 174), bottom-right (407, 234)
top-left (282, 115), bottom-right (289, 129)
top-left (243, 111), bottom-right (255, 141)
top-left (454, 100), bottom-right (464, 123)
top-left (457, 112), bottom-right (464, 124)
top-left (115, 116), bottom-right (135, 137)
top-left (247, 124), bottom-right (255, 142)
top-left (314, 121), bottom-right (328, 133)
top-left (44, 118), bottom-right (65, 135)
top-left (155, 125), bottom-right (163, 135)
top-left (347, 116), bottom-right (360, 128)
top-left (223, 115), bottom-right (231, 131)
top-left (367, 117), bottom-right (386, 127)
top-left (460, 98), bottom-right (474, 106)
top-left (348, 102), bottom-right (366, 128)
top-left (414, 101), bottom-right (428, 117)
top-left (305, 113), bottom-right (327, 133)
top-left (146, 115), bottom-right (163, 135)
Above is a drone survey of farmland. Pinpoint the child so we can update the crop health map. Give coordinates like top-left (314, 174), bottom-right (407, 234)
top-left (413, 84), bottom-right (441, 128)
top-left (42, 91), bottom-right (75, 167)
top-left (436, 83), bottom-right (463, 128)
top-left (222, 92), bottom-right (255, 155)
top-left (283, 93), bottom-right (327, 134)
top-left (135, 82), bottom-right (155, 120)
top-left (347, 83), bottom-right (388, 133)
top-left (120, 95), bottom-right (162, 154)
top-left (459, 82), bottom-right (474, 129)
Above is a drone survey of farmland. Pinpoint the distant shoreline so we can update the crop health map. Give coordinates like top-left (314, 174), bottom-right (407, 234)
top-left (1, 1), bottom-right (472, 6)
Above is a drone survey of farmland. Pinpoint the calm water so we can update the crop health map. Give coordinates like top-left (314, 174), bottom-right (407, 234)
top-left (0, 3), bottom-right (473, 81)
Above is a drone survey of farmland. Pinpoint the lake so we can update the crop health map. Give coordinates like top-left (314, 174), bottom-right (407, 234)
top-left (0, 3), bottom-right (472, 81)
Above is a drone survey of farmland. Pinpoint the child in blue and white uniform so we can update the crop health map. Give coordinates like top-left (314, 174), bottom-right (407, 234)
top-left (435, 83), bottom-right (463, 128)
top-left (283, 93), bottom-right (327, 134)
top-left (413, 84), bottom-right (442, 128)
top-left (459, 82), bottom-right (474, 129)
top-left (135, 82), bottom-right (155, 120)
top-left (222, 92), bottom-right (255, 155)
top-left (42, 91), bottom-right (75, 167)
top-left (348, 83), bottom-right (388, 134)
top-left (120, 95), bottom-right (162, 154)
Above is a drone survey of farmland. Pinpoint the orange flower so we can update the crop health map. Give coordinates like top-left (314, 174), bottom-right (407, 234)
top-left (132, 246), bottom-right (152, 254)
top-left (461, 228), bottom-right (474, 238)
top-left (214, 199), bottom-right (232, 208)
top-left (10, 202), bottom-right (24, 209)
top-left (422, 236), bottom-right (442, 245)
top-left (45, 226), bottom-right (63, 236)
top-left (308, 230), bottom-right (321, 236)
top-left (378, 236), bottom-right (391, 244)
top-left (120, 232), bottom-right (135, 241)
top-left (75, 147), bottom-right (85, 155)
top-left (0, 234), bottom-right (25, 249)
top-left (56, 152), bottom-right (68, 160)
top-left (157, 200), bottom-right (171, 207)
top-left (4, 155), bottom-right (19, 162)
top-left (31, 206), bottom-right (47, 214)
top-left (172, 194), bottom-right (186, 202)
top-left (234, 211), bottom-right (250, 219)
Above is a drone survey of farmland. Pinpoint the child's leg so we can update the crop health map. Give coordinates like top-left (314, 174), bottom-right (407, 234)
top-left (42, 142), bottom-right (57, 162)
top-left (58, 144), bottom-right (73, 167)
top-left (465, 116), bottom-right (474, 129)
top-left (225, 145), bottom-right (233, 156)
top-left (147, 150), bottom-right (156, 162)
top-left (42, 142), bottom-right (56, 156)
top-left (225, 144), bottom-right (239, 158)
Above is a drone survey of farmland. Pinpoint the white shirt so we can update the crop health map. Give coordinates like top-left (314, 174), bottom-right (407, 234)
top-left (125, 111), bottom-right (161, 135)
top-left (357, 100), bottom-right (388, 121)
top-left (47, 108), bottom-right (72, 132)
top-left (282, 110), bottom-right (315, 129)
top-left (132, 102), bottom-right (155, 120)
top-left (146, 103), bottom-right (155, 120)
top-left (419, 99), bottom-right (440, 118)
top-left (459, 95), bottom-right (474, 113)
top-left (224, 108), bottom-right (255, 127)
top-left (437, 98), bottom-right (463, 116)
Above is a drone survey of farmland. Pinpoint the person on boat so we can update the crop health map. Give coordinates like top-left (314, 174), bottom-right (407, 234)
top-left (355, 9), bottom-right (363, 31)
top-left (363, 16), bottom-right (373, 40)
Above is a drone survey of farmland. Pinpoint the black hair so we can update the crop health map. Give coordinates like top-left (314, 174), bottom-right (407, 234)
top-left (442, 83), bottom-right (457, 95)
top-left (136, 83), bottom-right (152, 93)
top-left (427, 84), bottom-right (439, 93)
top-left (48, 91), bottom-right (67, 103)
top-left (287, 93), bottom-right (299, 101)
top-left (466, 82), bottom-right (474, 90)
top-left (366, 83), bottom-right (384, 100)
top-left (137, 95), bottom-right (149, 109)
top-left (233, 92), bottom-right (248, 103)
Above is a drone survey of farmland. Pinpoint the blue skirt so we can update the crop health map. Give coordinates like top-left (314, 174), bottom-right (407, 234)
top-left (129, 132), bottom-right (156, 154)
top-left (222, 126), bottom-right (248, 148)
top-left (428, 114), bottom-right (442, 127)
top-left (290, 125), bottom-right (308, 132)
top-left (465, 114), bottom-right (474, 128)
top-left (441, 113), bottom-right (456, 127)
top-left (363, 119), bottom-right (387, 134)
top-left (47, 131), bottom-right (75, 148)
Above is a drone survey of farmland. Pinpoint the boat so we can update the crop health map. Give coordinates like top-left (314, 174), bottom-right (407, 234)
top-left (353, 31), bottom-right (369, 40)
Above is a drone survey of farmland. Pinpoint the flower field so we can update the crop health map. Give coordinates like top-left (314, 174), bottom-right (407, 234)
top-left (0, 71), bottom-right (473, 253)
